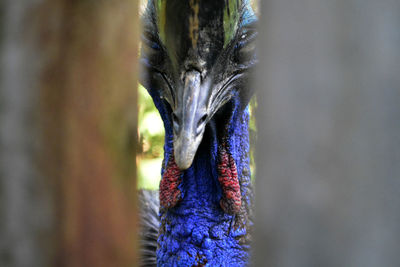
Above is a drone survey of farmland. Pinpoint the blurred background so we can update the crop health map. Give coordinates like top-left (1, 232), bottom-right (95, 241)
top-left (254, 0), bottom-right (400, 266)
top-left (1, 1), bottom-right (140, 266)
top-left (1, 0), bottom-right (400, 267)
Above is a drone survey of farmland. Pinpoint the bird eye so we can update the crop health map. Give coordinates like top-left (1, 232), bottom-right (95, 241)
top-left (141, 30), bottom-right (165, 69)
top-left (234, 28), bottom-right (257, 64)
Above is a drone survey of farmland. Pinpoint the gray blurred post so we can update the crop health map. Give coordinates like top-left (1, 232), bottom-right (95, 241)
top-left (0, 1), bottom-right (54, 267)
top-left (254, 0), bottom-right (400, 266)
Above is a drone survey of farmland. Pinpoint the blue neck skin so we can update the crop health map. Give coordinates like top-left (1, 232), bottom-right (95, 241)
top-left (148, 87), bottom-right (252, 266)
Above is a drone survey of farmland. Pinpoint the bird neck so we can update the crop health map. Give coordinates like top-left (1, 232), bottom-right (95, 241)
top-left (156, 99), bottom-right (253, 266)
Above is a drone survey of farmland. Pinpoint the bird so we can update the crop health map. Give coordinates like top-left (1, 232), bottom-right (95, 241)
top-left (139, 0), bottom-right (257, 265)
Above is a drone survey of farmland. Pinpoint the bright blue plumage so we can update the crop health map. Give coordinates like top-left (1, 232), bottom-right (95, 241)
top-left (152, 92), bottom-right (252, 266)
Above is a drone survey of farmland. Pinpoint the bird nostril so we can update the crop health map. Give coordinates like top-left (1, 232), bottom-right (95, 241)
top-left (172, 112), bottom-right (180, 132)
top-left (197, 114), bottom-right (207, 135)
top-left (172, 112), bottom-right (178, 122)
top-left (199, 114), bottom-right (207, 124)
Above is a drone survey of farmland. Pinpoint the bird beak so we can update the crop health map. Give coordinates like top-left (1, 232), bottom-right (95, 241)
top-left (173, 70), bottom-right (208, 170)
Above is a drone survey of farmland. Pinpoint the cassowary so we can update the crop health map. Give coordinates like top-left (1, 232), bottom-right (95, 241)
top-left (139, 0), bottom-right (257, 265)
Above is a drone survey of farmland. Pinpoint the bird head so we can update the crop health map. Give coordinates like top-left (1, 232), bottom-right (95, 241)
top-left (141, 0), bottom-right (257, 170)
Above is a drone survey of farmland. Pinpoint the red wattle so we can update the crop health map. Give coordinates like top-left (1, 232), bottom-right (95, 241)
top-left (160, 154), bottom-right (182, 209)
top-left (218, 143), bottom-right (242, 214)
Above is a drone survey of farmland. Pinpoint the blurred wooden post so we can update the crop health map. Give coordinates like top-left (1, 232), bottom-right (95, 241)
top-left (1, 1), bottom-right (140, 266)
top-left (254, 0), bottom-right (400, 266)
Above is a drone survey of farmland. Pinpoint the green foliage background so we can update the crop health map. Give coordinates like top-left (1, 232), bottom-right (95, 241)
top-left (137, 84), bottom-right (165, 189)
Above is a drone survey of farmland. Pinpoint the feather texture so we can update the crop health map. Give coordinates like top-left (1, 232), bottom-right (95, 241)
top-left (139, 190), bottom-right (159, 267)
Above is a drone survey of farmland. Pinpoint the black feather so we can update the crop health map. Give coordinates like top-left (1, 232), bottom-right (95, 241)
top-left (139, 189), bottom-right (160, 267)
